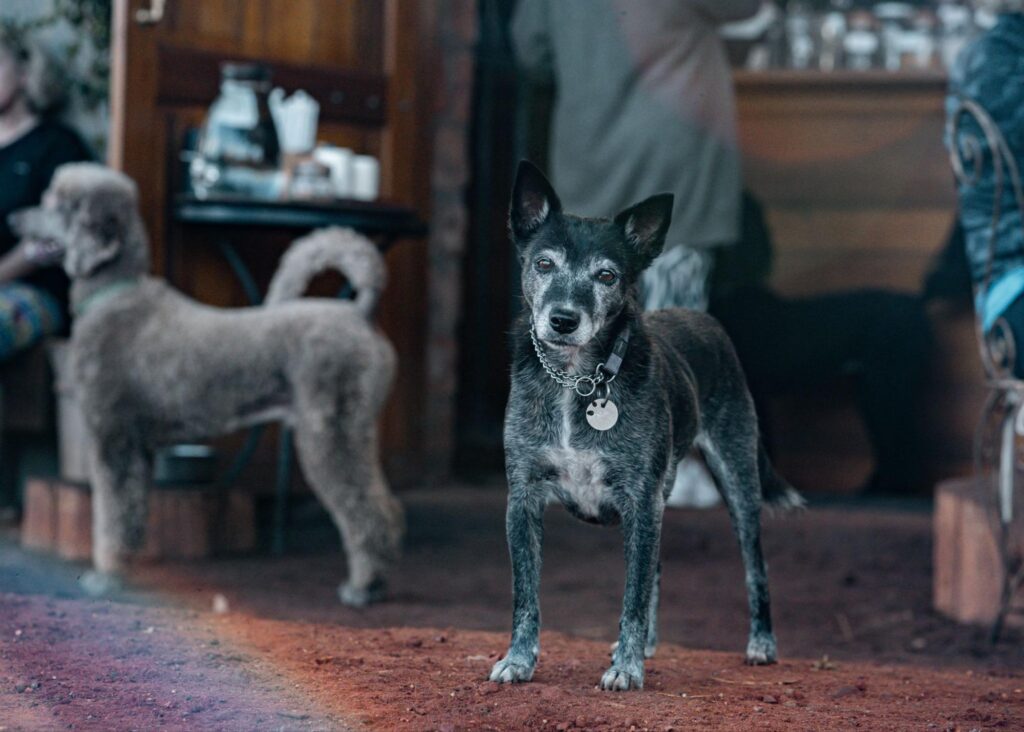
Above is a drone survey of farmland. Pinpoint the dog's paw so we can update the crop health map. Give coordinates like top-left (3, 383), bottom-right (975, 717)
top-left (80, 570), bottom-right (122, 598)
top-left (337, 579), bottom-right (386, 608)
top-left (489, 655), bottom-right (535, 684)
top-left (744, 633), bottom-right (778, 666)
top-left (599, 662), bottom-right (644, 691)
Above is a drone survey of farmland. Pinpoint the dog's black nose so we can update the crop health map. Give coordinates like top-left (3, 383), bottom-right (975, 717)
top-left (549, 310), bottom-right (580, 334)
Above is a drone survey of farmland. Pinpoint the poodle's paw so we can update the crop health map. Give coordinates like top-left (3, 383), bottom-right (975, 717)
top-left (489, 653), bottom-right (536, 684)
top-left (80, 570), bottom-right (122, 598)
top-left (337, 578), bottom-right (386, 607)
top-left (600, 661), bottom-right (644, 691)
top-left (745, 632), bottom-right (778, 666)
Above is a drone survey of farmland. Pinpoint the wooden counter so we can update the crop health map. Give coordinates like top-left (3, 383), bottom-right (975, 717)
top-left (735, 70), bottom-right (983, 492)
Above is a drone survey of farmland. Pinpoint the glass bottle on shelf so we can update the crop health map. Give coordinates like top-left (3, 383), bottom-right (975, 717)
top-left (189, 62), bottom-right (282, 199)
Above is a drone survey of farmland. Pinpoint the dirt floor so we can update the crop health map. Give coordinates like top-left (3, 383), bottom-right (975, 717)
top-left (2, 485), bottom-right (1023, 731)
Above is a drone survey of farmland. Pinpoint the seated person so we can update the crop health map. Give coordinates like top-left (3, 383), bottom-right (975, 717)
top-left (0, 24), bottom-right (91, 360)
top-left (709, 193), bottom-right (932, 495)
top-left (946, 4), bottom-right (1024, 371)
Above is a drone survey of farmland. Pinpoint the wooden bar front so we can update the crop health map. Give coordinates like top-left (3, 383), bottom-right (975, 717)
top-left (735, 70), bottom-right (983, 491)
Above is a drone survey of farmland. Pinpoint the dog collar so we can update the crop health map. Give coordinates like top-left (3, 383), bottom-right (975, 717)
top-left (71, 279), bottom-right (141, 318)
top-left (529, 320), bottom-right (631, 398)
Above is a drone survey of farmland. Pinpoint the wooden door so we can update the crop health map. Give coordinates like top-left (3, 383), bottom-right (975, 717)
top-left (107, 0), bottom-right (437, 484)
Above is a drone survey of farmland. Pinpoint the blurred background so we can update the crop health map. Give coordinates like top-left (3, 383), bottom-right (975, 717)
top-left (0, 3), bottom-right (1021, 727)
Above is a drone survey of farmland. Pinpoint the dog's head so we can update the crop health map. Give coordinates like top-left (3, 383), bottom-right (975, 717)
top-left (510, 160), bottom-right (673, 348)
top-left (9, 162), bottom-right (147, 279)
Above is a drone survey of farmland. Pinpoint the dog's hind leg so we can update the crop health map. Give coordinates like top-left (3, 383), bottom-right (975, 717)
top-left (645, 562), bottom-right (661, 658)
top-left (292, 400), bottom-right (404, 607)
top-left (697, 424), bottom-right (777, 665)
top-left (84, 433), bottom-right (151, 596)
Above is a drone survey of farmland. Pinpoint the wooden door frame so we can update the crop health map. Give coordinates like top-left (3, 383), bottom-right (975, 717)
top-left (106, 0), bottom-right (474, 481)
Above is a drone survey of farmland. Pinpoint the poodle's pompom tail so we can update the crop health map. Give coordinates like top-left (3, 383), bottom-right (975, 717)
top-left (264, 227), bottom-right (386, 315)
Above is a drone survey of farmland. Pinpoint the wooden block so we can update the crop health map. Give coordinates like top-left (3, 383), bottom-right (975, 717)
top-left (24, 478), bottom-right (257, 562)
top-left (21, 478), bottom-right (57, 551)
top-left (216, 491), bottom-right (256, 554)
top-left (934, 477), bottom-right (1022, 626)
top-left (55, 481), bottom-right (92, 562)
top-left (141, 488), bottom-right (212, 560)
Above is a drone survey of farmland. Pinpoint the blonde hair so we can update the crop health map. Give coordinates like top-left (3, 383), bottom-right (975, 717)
top-left (0, 24), bottom-right (67, 116)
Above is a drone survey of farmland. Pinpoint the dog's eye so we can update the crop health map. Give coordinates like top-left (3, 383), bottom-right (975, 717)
top-left (535, 258), bottom-right (554, 273)
top-left (596, 269), bottom-right (617, 285)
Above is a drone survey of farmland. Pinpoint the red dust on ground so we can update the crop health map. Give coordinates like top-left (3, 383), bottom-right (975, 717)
top-left (2, 593), bottom-right (1023, 731)
top-left (2, 486), bottom-right (1023, 730)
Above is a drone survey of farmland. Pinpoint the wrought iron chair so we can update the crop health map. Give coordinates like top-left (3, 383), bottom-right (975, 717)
top-left (947, 96), bottom-right (1024, 642)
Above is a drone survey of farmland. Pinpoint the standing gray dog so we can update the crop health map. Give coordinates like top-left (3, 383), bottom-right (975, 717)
top-left (491, 162), bottom-right (803, 691)
top-left (10, 163), bottom-right (403, 606)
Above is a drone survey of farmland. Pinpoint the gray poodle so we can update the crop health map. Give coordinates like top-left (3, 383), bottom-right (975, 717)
top-left (11, 163), bottom-right (403, 606)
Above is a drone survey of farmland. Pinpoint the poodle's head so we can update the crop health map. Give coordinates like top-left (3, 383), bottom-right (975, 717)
top-left (9, 162), bottom-right (148, 279)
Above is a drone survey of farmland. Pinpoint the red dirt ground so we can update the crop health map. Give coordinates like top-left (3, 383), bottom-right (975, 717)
top-left (2, 485), bottom-right (1023, 730)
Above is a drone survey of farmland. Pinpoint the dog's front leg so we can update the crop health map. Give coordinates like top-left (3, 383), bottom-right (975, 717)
top-left (83, 434), bottom-right (151, 596)
top-left (490, 490), bottom-right (544, 683)
top-left (602, 490), bottom-right (663, 691)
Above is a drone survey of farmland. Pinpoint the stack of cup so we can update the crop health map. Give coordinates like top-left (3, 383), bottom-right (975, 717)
top-left (312, 145), bottom-right (380, 201)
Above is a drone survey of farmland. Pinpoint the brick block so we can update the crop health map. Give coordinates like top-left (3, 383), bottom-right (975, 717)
top-left (55, 481), bottom-right (92, 562)
top-left (21, 476), bottom-right (257, 562)
top-left (934, 477), bottom-right (1023, 626)
top-left (21, 478), bottom-right (57, 551)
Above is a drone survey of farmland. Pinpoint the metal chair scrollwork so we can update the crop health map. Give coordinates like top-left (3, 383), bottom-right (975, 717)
top-left (948, 96), bottom-right (1024, 642)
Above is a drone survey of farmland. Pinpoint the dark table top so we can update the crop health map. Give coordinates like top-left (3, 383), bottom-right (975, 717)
top-left (173, 194), bottom-right (427, 239)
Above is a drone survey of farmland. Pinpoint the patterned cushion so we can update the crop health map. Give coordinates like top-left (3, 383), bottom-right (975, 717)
top-left (0, 282), bottom-right (63, 361)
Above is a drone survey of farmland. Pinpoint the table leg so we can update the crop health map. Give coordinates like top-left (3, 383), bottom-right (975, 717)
top-left (272, 426), bottom-right (293, 556)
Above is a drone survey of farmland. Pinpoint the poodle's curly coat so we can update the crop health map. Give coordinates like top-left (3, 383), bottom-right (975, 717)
top-left (12, 163), bottom-right (403, 605)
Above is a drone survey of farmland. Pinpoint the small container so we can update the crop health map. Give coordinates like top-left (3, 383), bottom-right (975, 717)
top-left (313, 145), bottom-right (354, 197)
top-left (153, 444), bottom-right (219, 486)
top-left (288, 159), bottom-right (335, 200)
top-left (351, 155), bottom-right (380, 201)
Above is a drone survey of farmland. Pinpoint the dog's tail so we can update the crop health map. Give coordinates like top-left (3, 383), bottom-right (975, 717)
top-left (759, 442), bottom-right (806, 511)
top-left (264, 227), bottom-right (385, 316)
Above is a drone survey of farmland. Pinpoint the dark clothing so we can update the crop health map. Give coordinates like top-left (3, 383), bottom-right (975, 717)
top-left (0, 120), bottom-right (92, 319)
top-left (710, 190), bottom-right (932, 493)
top-left (710, 287), bottom-right (930, 492)
top-left (946, 13), bottom-right (1024, 328)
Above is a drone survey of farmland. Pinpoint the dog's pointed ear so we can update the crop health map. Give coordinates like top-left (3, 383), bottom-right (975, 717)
top-left (509, 160), bottom-right (561, 244)
top-left (614, 193), bottom-right (674, 270)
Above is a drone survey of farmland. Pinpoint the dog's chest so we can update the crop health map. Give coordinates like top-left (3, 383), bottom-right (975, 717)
top-left (543, 390), bottom-right (614, 520)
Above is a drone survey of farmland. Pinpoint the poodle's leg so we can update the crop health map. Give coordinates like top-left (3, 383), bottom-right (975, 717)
top-left (84, 433), bottom-right (151, 595)
top-left (292, 405), bottom-right (404, 607)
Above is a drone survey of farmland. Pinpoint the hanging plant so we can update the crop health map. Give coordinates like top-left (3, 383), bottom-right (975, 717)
top-left (21, 0), bottom-right (112, 112)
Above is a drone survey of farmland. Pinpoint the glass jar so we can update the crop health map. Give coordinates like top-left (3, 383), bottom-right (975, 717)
top-left (190, 62), bottom-right (282, 198)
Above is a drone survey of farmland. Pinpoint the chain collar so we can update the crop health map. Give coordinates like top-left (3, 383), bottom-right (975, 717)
top-left (529, 320), bottom-right (629, 398)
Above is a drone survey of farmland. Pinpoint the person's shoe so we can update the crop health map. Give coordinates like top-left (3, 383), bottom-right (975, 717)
top-left (666, 456), bottom-right (721, 508)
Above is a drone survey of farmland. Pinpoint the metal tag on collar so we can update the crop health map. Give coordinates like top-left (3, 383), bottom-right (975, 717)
top-left (586, 381), bottom-right (619, 431)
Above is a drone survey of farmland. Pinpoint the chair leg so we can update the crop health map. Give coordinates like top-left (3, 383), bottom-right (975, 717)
top-left (991, 396), bottom-right (1021, 643)
top-left (271, 425), bottom-right (293, 556)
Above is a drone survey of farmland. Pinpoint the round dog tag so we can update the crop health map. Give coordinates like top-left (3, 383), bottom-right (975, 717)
top-left (586, 398), bottom-right (619, 431)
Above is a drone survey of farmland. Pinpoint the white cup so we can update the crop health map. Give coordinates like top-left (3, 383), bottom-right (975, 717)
top-left (313, 145), bottom-right (354, 198)
top-left (351, 155), bottom-right (380, 201)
